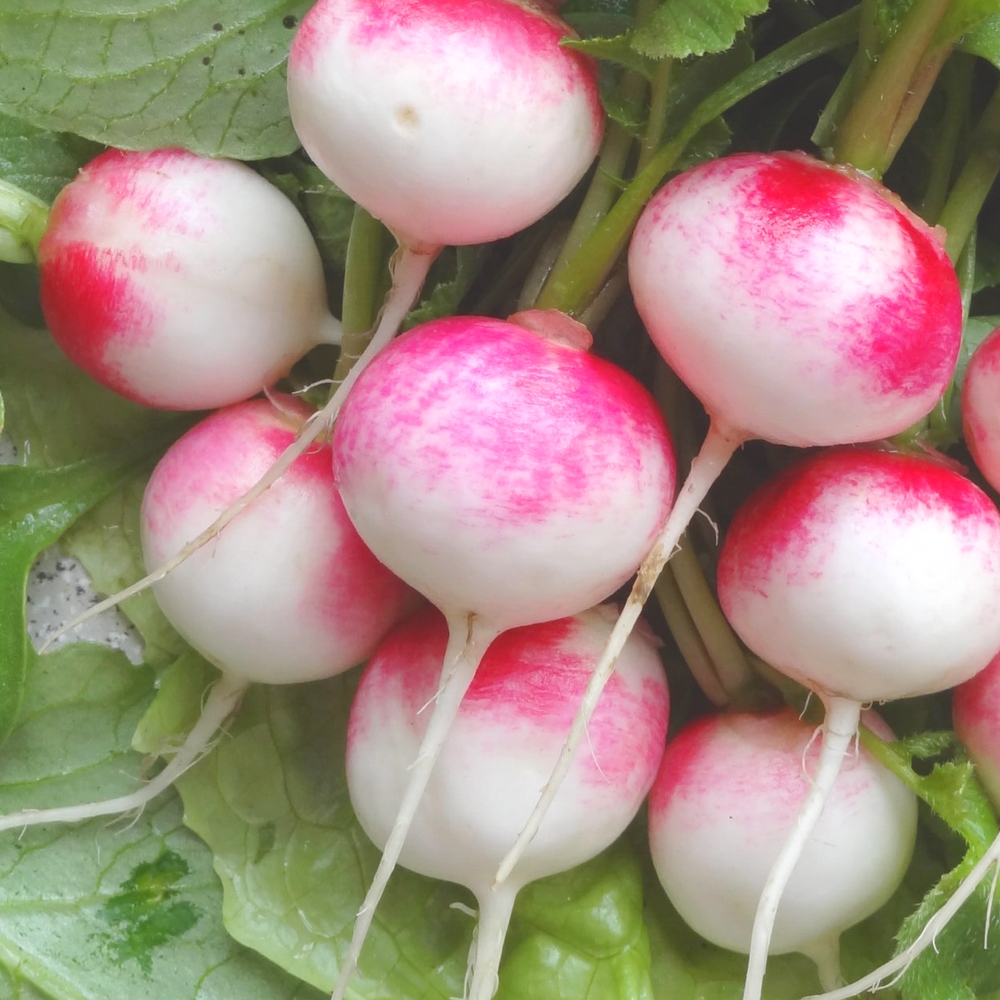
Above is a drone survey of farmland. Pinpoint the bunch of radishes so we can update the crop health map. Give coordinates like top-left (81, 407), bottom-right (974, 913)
top-left (6, 0), bottom-right (1000, 998)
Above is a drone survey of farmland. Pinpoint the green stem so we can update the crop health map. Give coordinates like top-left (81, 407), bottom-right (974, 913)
top-left (832, 0), bottom-right (953, 172)
top-left (938, 82), bottom-right (1000, 264)
top-left (638, 58), bottom-right (673, 172)
top-left (536, 7), bottom-right (861, 317)
top-left (919, 54), bottom-right (976, 224)
top-left (333, 206), bottom-right (391, 386)
top-left (0, 179), bottom-right (49, 264)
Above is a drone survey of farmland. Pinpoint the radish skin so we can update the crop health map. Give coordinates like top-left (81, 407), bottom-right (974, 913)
top-left (38, 148), bottom-right (342, 410)
top-left (961, 324), bottom-right (1000, 494)
top-left (347, 605), bottom-right (669, 1000)
top-left (648, 707), bottom-right (917, 986)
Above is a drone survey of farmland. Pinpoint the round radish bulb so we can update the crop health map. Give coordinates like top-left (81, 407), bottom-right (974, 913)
top-left (717, 446), bottom-right (1000, 704)
top-left (141, 396), bottom-right (415, 684)
top-left (333, 310), bottom-right (676, 631)
top-left (0, 396), bottom-right (415, 838)
top-left (37, 147), bottom-right (342, 410)
top-left (630, 151), bottom-right (961, 449)
top-left (648, 707), bottom-right (917, 986)
top-left (348, 603), bottom-right (669, 1000)
top-left (328, 308), bottom-right (675, 999)
top-left (286, 0), bottom-right (604, 250)
top-left (961, 324), bottom-right (1000, 493)
top-left (954, 650), bottom-right (1000, 807)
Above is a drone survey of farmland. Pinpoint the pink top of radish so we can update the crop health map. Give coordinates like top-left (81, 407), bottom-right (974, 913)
top-left (648, 707), bottom-right (916, 955)
top-left (141, 397), bottom-right (414, 683)
top-left (286, 0), bottom-right (603, 248)
top-left (38, 148), bottom-right (337, 410)
top-left (629, 152), bottom-right (961, 446)
top-left (717, 447), bottom-right (1000, 703)
top-left (347, 603), bottom-right (669, 891)
top-left (332, 311), bottom-right (676, 631)
top-left (961, 325), bottom-right (1000, 493)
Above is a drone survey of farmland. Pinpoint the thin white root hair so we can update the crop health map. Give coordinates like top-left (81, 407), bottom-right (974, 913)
top-left (743, 696), bottom-right (862, 1000)
top-left (492, 422), bottom-right (745, 888)
top-left (38, 242), bottom-right (440, 655)
top-left (330, 615), bottom-right (499, 1000)
top-left (0, 673), bottom-right (246, 834)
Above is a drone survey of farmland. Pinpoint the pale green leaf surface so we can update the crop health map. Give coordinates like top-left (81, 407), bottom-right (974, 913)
top-left (0, 0), bottom-right (309, 160)
top-left (630, 0), bottom-right (769, 60)
top-left (0, 641), bottom-right (322, 1000)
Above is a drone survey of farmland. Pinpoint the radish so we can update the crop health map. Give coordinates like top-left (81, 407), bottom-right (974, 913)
top-left (715, 445), bottom-right (1000, 1000)
top-left (0, 396), bottom-right (414, 834)
top-left (347, 603), bottom-right (669, 1000)
top-left (499, 149), bottom-right (964, 886)
top-left (961, 323), bottom-right (1000, 493)
top-left (648, 707), bottom-right (917, 990)
top-left (327, 308), bottom-right (676, 998)
top-left (37, 147), bottom-right (343, 410)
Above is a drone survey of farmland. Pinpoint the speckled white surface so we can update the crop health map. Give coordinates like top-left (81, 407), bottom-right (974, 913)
top-left (2, 434), bottom-right (144, 664)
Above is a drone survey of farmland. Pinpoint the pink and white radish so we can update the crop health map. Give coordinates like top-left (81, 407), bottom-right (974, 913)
top-left (0, 396), bottom-right (414, 834)
top-left (715, 445), bottom-right (1000, 1000)
top-left (327, 308), bottom-right (676, 997)
top-left (348, 603), bottom-right (669, 1000)
top-left (37, 147), bottom-right (342, 410)
top-left (961, 323), bottom-right (1000, 493)
top-left (500, 149), bottom-right (964, 885)
top-left (649, 707), bottom-right (917, 990)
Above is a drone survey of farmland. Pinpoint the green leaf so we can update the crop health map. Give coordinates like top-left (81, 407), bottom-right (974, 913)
top-left (0, 111), bottom-right (99, 204)
top-left (0, 641), bottom-right (324, 1000)
top-left (0, 0), bottom-right (310, 160)
top-left (962, 12), bottom-right (1000, 68)
top-left (940, 3), bottom-right (1000, 51)
top-left (564, 35), bottom-right (657, 78)
top-left (630, 0), bottom-right (769, 60)
top-left (495, 841), bottom-right (655, 1000)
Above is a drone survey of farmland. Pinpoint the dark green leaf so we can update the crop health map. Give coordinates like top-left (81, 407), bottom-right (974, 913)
top-left (631, 0), bottom-right (770, 60)
top-left (0, 0), bottom-right (310, 160)
top-left (962, 13), bottom-right (1000, 68)
top-left (565, 35), bottom-right (656, 78)
top-left (404, 245), bottom-right (489, 328)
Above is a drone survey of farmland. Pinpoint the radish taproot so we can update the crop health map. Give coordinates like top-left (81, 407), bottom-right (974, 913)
top-left (648, 707), bottom-right (917, 990)
top-left (348, 604), bottom-right (669, 1000)
top-left (499, 149), bottom-right (964, 887)
top-left (716, 446), bottom-right (1000, 1000)
top-left (328, 308), bottom-right (676, 998)
top-left (37, 148), bottom-right (342, 410)
top-left (0, 397), bottom-right (414, 833)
